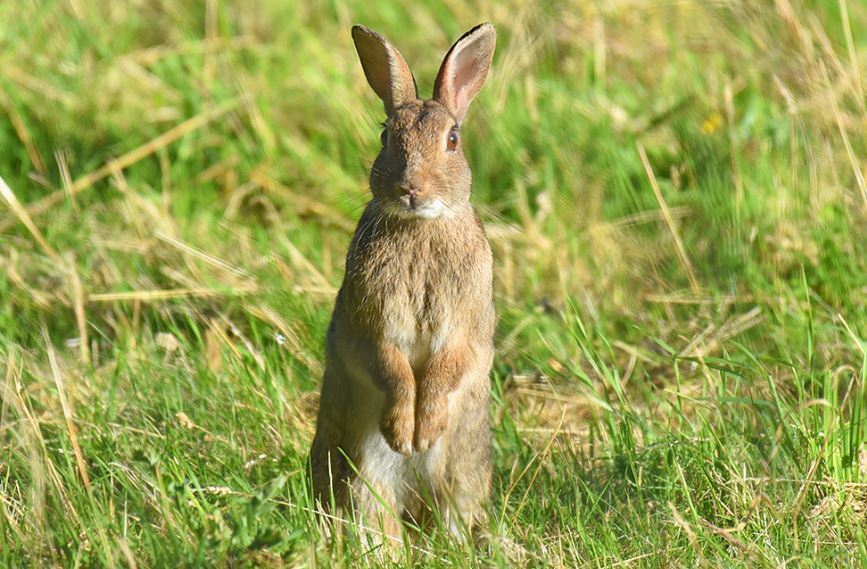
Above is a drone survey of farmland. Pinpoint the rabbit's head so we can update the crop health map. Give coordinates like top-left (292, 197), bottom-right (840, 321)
top-left (352, 23), bottom-right (496, 219)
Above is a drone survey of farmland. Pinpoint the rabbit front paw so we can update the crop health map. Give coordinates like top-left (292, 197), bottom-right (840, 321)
top-left (381, 401), bottom-right (414, 456)
top-left (414, 396), bottom-right (448, 452)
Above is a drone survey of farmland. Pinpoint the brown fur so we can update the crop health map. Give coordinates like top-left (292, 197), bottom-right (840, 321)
top-left (309, 23), bottom-right (497, 541)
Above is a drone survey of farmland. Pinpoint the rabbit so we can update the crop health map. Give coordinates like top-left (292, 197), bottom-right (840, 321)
top-left (309, 22), bottom-right (497, 542)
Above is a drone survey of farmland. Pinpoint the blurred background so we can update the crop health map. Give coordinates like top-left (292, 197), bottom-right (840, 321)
top-left (0, 0), bottom-right (865, 566)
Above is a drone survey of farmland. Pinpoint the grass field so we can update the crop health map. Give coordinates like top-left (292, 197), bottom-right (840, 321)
top-left (1, 0), bottom-right (866, 566)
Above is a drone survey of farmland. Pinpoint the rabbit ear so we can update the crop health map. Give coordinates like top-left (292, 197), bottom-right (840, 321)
top-left (433, 23), bottom-right (496, 123)
top-left (352, 25), bottom-right (418, 116)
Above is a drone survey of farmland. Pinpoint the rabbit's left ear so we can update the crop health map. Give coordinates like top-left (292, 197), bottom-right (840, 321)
top-left (433, 23), bottom-right (496, 123)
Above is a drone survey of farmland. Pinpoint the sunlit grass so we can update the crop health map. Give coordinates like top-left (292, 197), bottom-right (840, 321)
top-left (0, 0), bottom-right (865, 566)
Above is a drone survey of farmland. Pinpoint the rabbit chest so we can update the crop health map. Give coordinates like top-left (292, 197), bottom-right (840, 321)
top-left (347, 214), bottom-right (489, 373)
top-left (378, 255), bottom-right (458, 373)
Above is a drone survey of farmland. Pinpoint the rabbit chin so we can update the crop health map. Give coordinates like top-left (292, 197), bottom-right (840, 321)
top-left (386, 197), bottom-right (458, 220)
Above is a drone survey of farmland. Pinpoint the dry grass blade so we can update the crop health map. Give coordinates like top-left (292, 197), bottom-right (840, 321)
top-left (252, 170), bottom-right (356, 232)
top-left (65, 256), bottom-right (90, 366)
top-left (837, 313), bottom-right (865, 357)
top-left (599, 205), bottom-right (692, 232)
top-left (88, 285), bottom-right (258, 303)
top-left (155, 230), bottom-right (253, 280)
top-left (248, 304), bottom-right (323, 374)
top-left (0, 92), bottom-right (46, 173)
top-left (42, 326), bottom-right (91, 492)
top-left (669, 501), bottom-right (702, 563)
top-left (505, 408), bottom-right (566, 523)
top-left (0, 175), bottom-right (60, 260)
top-left (645, 292), bottom-right (755, 305)
top-left (126, 35), bottom-right (257, 66)
top-left (1, 348), bottom-right (19, 440)
top-left (819, 62), bottom-right (867, 207)
top-left (217, 313), bottom-right (265, 370)
top-left (681, 306), bottom-right (765, 358)
top-left (637, 142), bottom-right (700, 294)
top-left (4, 65), bottom-right (72, 104)
top-left (117, 539), bottom-right (139, 569)
top-left (55, 150), bottom-right (77, 211)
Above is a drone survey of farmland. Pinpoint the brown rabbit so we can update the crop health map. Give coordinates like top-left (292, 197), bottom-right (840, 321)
top-left (309, 23), bottom-right (497, 541)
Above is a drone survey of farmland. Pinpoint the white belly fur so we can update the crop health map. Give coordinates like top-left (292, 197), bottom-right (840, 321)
top-left (352, 380), bottom-right (444, 503)
top-left (384, 309), bottom-right (450, 373)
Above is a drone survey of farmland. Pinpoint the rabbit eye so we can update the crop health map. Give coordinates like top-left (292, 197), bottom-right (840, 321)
top-left (447, 128), bottom-right (459, 151)
top-left (380, 128), bottom-right (388, 147)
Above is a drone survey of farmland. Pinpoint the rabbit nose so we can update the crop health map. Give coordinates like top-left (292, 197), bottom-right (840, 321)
top-left (398, 182), bottom-right (421, 197)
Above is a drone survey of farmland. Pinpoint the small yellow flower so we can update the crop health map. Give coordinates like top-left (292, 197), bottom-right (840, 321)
top-left (701, 112), bottom-right (723, 134)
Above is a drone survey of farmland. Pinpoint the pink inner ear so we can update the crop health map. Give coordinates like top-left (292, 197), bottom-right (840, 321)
top-left (434, 25), bottom-right (495, 122)
top-left (450, 51), bottom-right (486, 117)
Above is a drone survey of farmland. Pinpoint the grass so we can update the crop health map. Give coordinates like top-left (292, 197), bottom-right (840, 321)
top-left (0, 0), bottom-right (865, 566)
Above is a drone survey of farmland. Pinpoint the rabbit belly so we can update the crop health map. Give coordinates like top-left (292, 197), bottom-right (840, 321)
top-left (357, 414), bottom-right (445, 494)
top-left (338, 380), bottom-right (448, 525)
top-left (350, 372), bottom-right (446, 470)
top-left (389, 324), bottom-right (447, 375)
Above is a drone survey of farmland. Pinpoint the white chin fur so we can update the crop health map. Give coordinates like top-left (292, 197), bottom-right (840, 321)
top-left (413, 199), bottom-right (449, 219)
top-left (388, 198), bottom-right (456, 220)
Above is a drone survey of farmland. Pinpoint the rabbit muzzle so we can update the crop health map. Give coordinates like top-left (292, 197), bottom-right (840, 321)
top-left (395, 189), bottom-right (450, 219)
top-left (397, 181), bottom-right (424, 207)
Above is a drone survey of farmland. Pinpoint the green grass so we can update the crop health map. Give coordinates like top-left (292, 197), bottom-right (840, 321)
top-left (1, 0), bottom-right (865, 566)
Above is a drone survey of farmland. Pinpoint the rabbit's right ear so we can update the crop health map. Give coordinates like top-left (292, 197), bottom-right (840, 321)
top-left (352, 25), bottom-right (418, 116)
top-left (433, 23), bottom-right (496, 123)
